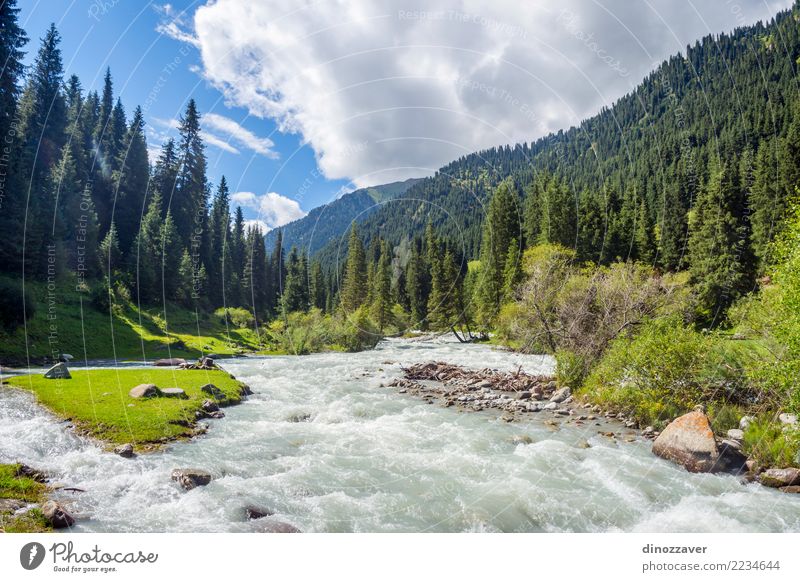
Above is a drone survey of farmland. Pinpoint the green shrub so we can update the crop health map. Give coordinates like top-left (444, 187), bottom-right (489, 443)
top-left (214, 307), bottom-right (255, 328)
top-left (708, 403), bottom-right (744, 435)
top-left (742, 418), bottom-right (800, 468)
top-left (334, 307), bottom-right (382, 352)
top-left (0, 279), bottom-right (33, 331)
top-left (555, 349), bottom-right (586, 389)
top-left (581, 317), bottom-right (713, 428)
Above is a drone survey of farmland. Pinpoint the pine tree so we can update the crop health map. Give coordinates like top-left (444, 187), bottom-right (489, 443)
top-left (98, 221), bottom-right (121, 278)
top-left (133, 192), bottom-right (163, 302)
top-left (340, 224), bottom-right (367, 314)
top-left (688, 163), bottom-right (749, 322)
top-left (242, 225), bottom-right (269, 318)
top-left (16, 24), bottom-right (68, 277)
top-left (749, 138), bottom-right (781, 268)
top-left (175, 99), bottom-right (207, 249)
top-left (152, 138), bottom-right (179, 216)
top-left (371, 240), bottom-right (393, 330)
top-left (207, 176), bottom-right (231, 306)
top-left (113, 106), bottom-right (149, 254)
top-left (635, 199), bottom-right (656, 264)
top-left (310, 260), bottom-right (326, 310)
top-left (0, 0), bottom-right (27, 272)
top-left (475, 179), bottom-right (520, 324)
top-left (267, 228), bottom-right (285, 313)
top-left (577, 189), bottom-right (604, 263)
top-left (405, 241), bottom-right (429, 327)
top-left (282, 246), bottom-right (310, 313)
top-left (501, 238), bottom-right (523, 301)
top-left (229, 206), bottom-right (246, 306)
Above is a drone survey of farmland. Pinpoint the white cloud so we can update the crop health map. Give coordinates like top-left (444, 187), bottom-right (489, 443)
top-left (232, 191), bottom-right (306, 231)
top-left (243, 219), bottom-right (270, 233)
top-left (152, 115), bottom-right (275, 157)
top-left (163, 0), bottom-right (793, 187)
top-left (203, 113), bottom-right (278, 158)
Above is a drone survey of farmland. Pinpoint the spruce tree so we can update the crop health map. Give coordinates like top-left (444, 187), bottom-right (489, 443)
top-left (371, 240), bottom-right (393, 330)
top-left (340, 224), bottom-right (367, 314)
top-left (475, 179), bottom-right (520, 324)
top-left (635, 199), bottom-right (656, 264)
top-left (113, 106), bottom-right (149, 254)
top-left (688, 163), bottom-right (749, 322)
top-left (175, 99), bottom-right (207, 249)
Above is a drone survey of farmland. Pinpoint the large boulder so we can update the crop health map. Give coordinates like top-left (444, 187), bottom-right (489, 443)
top-left (42, 500), bottom-right (75, 528)
top-left (652, 410), bottom-right (719, 473)
top-left (758, 468), bottom-right (800, 488)
top-left (171, 468), bottom-right (212, 491)
top-left (154, 358), bottom-right (186, 367)
top-left (129, 383), bottom-right (159, 398)
top-left (44, 362), bottom-right (71, 379)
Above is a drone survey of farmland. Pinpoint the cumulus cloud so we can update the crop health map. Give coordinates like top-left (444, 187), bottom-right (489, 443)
top-left (232, 191), bottom-right (307, 231)
top-left (162, 0), bottom-right (792, 187)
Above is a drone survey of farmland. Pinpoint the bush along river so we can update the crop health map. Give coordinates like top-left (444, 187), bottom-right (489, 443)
top-left (2, 336), bottom-right (800, 533)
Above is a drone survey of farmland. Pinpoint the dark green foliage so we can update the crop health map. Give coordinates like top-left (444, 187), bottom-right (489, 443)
top-left (0, 279), bottom-right (32, 331)
top-left (340, 224), bottom-right (367, 314)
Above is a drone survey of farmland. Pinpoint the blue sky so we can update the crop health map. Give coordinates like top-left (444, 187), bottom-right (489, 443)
top-left (16, 0), bottom-right (793, 231)
top-left (17, 0), bottom-right (348, 230)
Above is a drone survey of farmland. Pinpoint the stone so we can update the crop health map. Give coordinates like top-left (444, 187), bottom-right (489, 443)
top-left (531, 386), bottom-right (544, 400)
top-left (154, 358), bottom-right (186, 367)
top-left (201, 383), bottom-right (226, 400)
top-left (739, 415), bottom-right (755, 431)
top-left (42, 500), bottom-right (75, 528)
top-left (114, 443), bottom-right (134, 458)
top-left (543, 402), bottom-right (558, 410)
top-left (201, 399), bottom-right (219, 413)
top-left (779, 413), bottom-right (798, 426)
top-left (44, 362), bottom-right (71, 379)
top-left (758, 467), bottom-right (800, 488)
top-left (517, 391), bottom-right (531, 400)
top-left (508, 435), bottom-right (533, 445)
top-left (129, 383), bottom-right (159, 398)
top-left (0, 498), bottom-right (25, 512)
top-left (245, 505), bottom-right (274, 520)
top-left (720, 438), bottom-right (742, 451)
top-left (240, 384), bottom-right (254, 396)
top-left (59, 353), bottom-right (74, 362)
top-left (652, 410), bottom-right (719, 473)
top-left (15, 464), bottom-right (47, 482)
top-left (549, 387), bottom-right (571, 403)
top-left (171, 469), bottom-right (212, 490)
top-left (160, 387), bottom-right (188, 399)
top-left (257, 520), bottom-right (301, 533)
top-left (779, 485), bottom-right (800, 494)
top-left (715, 440), bottom-right (748, 474)
top-left (208, 411), bottom-right (225, 419)
top-left (726, 428), bottom-right (745, 441)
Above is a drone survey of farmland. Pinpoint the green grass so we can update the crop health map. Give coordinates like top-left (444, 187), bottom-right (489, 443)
top-left (0, 276), bottom-right (264, 364)
top-left (6, 368), bottom-right (245, 447)
top-left (0, 464), bottom-right (46, 502)
top-left (0, 464), bottom-right (51, 533)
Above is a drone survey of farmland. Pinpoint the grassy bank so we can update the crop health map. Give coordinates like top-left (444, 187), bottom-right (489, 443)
top-left (0, 276), bottom-right (264, 365)
top-left (0, 464), bottom-right (50, 533)
top-left (7, 368), bottom-right (246, 448)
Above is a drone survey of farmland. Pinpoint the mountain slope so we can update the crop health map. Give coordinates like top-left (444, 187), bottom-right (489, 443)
top-left (265, 178), bottom-right (422, 255)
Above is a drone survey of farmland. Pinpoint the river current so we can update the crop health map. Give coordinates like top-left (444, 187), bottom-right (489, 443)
top-left (2, 337), bottom-right (800, 532)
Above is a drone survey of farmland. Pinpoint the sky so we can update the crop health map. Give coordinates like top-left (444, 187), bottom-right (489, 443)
top-left (16, 0), bottom-right (795, 232)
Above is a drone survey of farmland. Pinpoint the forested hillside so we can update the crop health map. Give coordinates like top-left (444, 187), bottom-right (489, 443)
top-left (265, 178), bottom-right (420, 257)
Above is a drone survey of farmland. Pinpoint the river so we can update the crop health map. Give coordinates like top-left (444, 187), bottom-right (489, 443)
top-left (2, 337), bottom-right (800, 532)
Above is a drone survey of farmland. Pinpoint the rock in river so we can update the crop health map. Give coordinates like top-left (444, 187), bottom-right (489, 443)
top-left (257, 520), bottom-right (301, 533)
top-left (758, 468), bottom-right (800, 488)
top-left (114, 443), bottom-right (135, 458)
top-left (44, 362), bottom-right (71, 379)
top-left (129, 383), bottom-right (159, 398)
top-left (652, 410), bottom-right (719, 473)
top-left (171, 468), bottom-right (212, 490)
top-left (201, 383), bottom-right (226, 400)
top-left (549, 387), bottom-right (571, 403)
top-left (42, 500), bottom-right (75, 528)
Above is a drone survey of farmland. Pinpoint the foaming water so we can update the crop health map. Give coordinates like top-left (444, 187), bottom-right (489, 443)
top-left (2, 337), bottom-right (800, 532)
